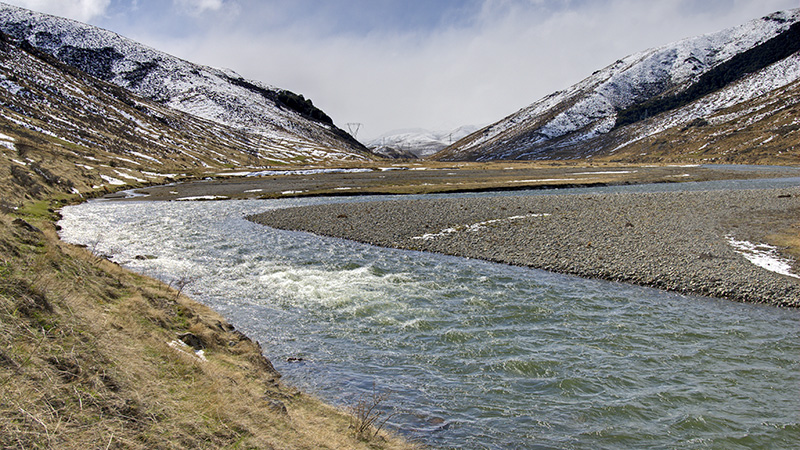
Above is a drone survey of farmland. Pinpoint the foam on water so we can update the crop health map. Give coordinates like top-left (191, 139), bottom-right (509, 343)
top-left (58, 188), bottom-right (800, 449)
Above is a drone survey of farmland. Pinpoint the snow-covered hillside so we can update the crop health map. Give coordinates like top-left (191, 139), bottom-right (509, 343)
top-left (369, 125), bottom-right (479, 158)
top-left (0, 21), bottom-right (356, 198)
top-left (435, 9), bottom-right (800, 162)
top-left (0, 3), bottom-right (372, 163)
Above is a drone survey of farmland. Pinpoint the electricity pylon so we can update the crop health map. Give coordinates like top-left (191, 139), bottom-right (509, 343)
top-left (346, 123), bottom-right (362, 139)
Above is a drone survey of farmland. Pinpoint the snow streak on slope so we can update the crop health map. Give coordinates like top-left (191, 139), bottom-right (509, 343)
top-left (0, 3), bottom-right (371, 163)
top-left (609, 53), bottom-right (800, 151)
top-left (0, 29), bottom-right (287, 197)
top-left (437, 9), bottom-right (800, 162)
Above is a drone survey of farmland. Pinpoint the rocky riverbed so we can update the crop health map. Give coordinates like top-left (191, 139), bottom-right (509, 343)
top-left (249, 187), bottom-right (800, 307)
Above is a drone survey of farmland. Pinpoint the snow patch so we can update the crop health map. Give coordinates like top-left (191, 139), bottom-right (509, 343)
top-left (508, 178), bottom-right (577, 183)
top-left (0, 132), bottom-right (15, 150)
top-left (129, 151), bottom-right (162, 164)
top-left (248, 168), bottom-right (372, 177)
top-left (114, 170), bottom-right (146, 183)
top-left (726, 236), bottom-right (799, 279)
top-left (114, 156), bottom-right (139, 165)
top-left (175, 195), bottom-right (229, 201)
top-left (99, 174), bottom-right (126, 185)
top-left (571, 171), bottom-right (636, 175)
top-left (220, 171), bottom-right (257, 177)
top-left (141, 171), bottom-right (177, 178)
top-left (412, 214), bottom-right (550, 241)
top-left (168, 340), bottom-right (207, 362)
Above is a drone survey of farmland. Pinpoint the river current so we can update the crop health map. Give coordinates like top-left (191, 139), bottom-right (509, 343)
top-left (58, 179), bottom-right (800, 449)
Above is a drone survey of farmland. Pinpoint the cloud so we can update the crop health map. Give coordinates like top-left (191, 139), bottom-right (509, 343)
top-left (159, 0), bottom-right (796, 139)
top-left (3, 0), bottom-right (111, 22)
top-left (16, 0), bottom-right (800, 140)
top-left (174, 0), bottom-right (225, 16)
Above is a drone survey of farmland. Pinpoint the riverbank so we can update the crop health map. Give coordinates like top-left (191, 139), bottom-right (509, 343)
top-left (0, 202), bottom-right (416, 448)
top-left (249, 186), bottom-right (800, 307)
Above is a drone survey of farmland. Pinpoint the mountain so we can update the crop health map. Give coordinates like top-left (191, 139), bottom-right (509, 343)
top-left (0, 29), bottom-right (244, 204)
top-left (0, 8), bottom-right (381, 206)
top-left (368, 125), bottom-right (479, 158)
top-left (368, 144), bottom-right (419, 159)
top-left (0, 3), bottom-right (373, 166)
top-left (434, 9), bottom-right (800, 164)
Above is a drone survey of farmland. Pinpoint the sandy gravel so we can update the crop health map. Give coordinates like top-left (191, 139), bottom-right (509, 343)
top-left (249, 187), bottom-right (800, 307)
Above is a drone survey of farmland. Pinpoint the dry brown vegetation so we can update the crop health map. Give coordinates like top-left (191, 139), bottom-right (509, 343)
top-left (0, 16), bottom-right (413, 447)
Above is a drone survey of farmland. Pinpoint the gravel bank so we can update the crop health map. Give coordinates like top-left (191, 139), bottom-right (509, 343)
top-left (249, 187), bottom-right (800, 307)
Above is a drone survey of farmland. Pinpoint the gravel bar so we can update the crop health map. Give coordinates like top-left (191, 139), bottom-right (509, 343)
top-left (249, 187), bottom-right (800, 307)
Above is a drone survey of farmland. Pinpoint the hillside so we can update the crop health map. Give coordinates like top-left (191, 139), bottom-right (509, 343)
top-left (0, 30), bottom-right (244, 205)
top-left (0, 20), bottom-right (377, 208)
top-left (434, 9), bottom-right (800, 164)
top-left (0, 2), bottom-right (374, 170)
top-left (0, 198), bottom-right (413, 449)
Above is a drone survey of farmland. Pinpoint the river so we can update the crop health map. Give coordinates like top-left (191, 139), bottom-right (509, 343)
top-left (58, 179), bottom-right (800, 449)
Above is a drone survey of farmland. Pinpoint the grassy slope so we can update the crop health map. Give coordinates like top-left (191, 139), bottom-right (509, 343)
top-left (0, 203), bottom-right (416, 449)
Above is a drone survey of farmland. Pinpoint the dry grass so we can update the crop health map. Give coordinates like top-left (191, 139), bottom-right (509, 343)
top-left (0, 207), bottom-right (418, 449)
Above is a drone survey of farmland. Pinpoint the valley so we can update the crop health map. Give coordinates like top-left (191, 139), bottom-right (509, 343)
top-left (1, 2), bottom-right (799, 448)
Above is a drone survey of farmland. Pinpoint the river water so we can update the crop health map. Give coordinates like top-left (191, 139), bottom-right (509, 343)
top-left (58, 179), bottom-right (800, 449)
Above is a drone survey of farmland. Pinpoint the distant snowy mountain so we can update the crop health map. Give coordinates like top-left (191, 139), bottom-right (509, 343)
top-left (434, 9), bottom-right (800, 164)
top-left (0, 3), bottom-right (373, 163)
top-left (369, 125), bottom-right (479, 158)
top-left (369, 144), bottom-right (418, 159)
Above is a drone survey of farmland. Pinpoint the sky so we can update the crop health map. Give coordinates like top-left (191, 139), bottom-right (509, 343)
top-left (3, 0), bottom-right (798, 140)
